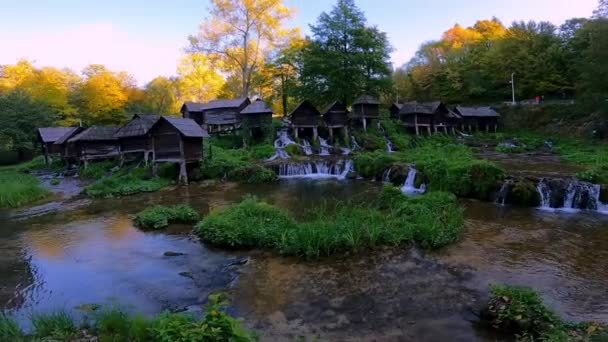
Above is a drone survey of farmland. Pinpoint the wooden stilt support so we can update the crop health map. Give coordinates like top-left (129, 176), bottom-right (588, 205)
top-left (313, 127), bottom-right (318, 142)
top-left (329, 127), bottom-right (334, 141)
top-left (294, 128), bottom-right (298, 139)
top-left (178, 162), bottom-right (188, 185)
top-left (415, 125), bottom-right (419, 136)
top-left (362, 118), bottom-right (367, 132)
top-left (427, 126), bottom-right (431, 135)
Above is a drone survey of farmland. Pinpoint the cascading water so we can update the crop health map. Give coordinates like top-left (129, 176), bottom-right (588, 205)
top-left (382, 166), bottom-right (393, 183)
top-left (301, 140), bottom-right (313, 156)
top-left (268, 130), bottom-right (297, 161)
top-left (401, 167), bottom-right (426, 195)
top-left (276, 159), bottom-right (354, 180)
top-left (495, 181), bottom-right (510, 206)
top-left (536, 178), bottom-right (607, 213)
top-left (351, 136), bottom-right (362, 150)
top-left (318, 137), bottom-right (331, 156)
top-left (377, 122), bottom-right (394, 153)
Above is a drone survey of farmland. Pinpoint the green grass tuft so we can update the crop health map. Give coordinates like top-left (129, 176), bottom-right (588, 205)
top-left (85, 173), bottom-right (171, 199)
top-left (0, 172), bottom-right (49, 208)
top-left (31, 311), bottom-right (78, 340)
top-left (0, 314), bottom-right (24, 341)
top-left (195, 188), bottom-right (464, 258)
top-left (134, 204), bottom-right (200, 230)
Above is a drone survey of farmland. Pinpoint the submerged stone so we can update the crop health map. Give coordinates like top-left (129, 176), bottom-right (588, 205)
top-left (164, 251), bottom-right (186, 257)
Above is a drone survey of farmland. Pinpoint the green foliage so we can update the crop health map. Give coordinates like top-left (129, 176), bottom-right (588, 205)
top-left (50, 178), bottom-right (60, 186)
top-left (2, 296), bottom-right (255, 341)
top-left (31, 311), bottom-right (78, 340)
top-left (510, 180), bottom-right (541, 207)
top-left (201, 143), bottom-right (277, 183)
top-left (134, 204), bottom-right (200, 230)
top-left (229, 165), bottom-right (277, 184)
top-left (85, 173), bottom-right (171, 198)
top-left (0, 92), bottom-right (58, 155)
top-left (0, 314), bottom-right (24, 341)
top-left (0, 171), bottom-right (49, 208)
top-left (353, 151), bottom-right (397, 179)
top-left (80, 161), bottom-right (116, 179)
top-left (195, 188), bottom-right (464, 258)
top-left (285, 144), bottom-right (303, 156)
top-left (299, 0), bottom-right (393, 105)
top-left (484, 285), bottom-right (608, 341)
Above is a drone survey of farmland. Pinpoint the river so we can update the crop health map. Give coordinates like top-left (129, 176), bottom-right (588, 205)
top-left (1, 177), bottom-right (607, 341)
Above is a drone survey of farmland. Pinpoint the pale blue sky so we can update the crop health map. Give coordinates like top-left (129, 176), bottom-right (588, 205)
top-left (0, 0), bottom-right (598, 85)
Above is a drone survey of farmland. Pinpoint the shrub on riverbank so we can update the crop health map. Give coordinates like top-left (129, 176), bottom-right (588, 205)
top-left (0, 295), bottom-right (255, 342)
top-left (85, 172), bottom-right (171, 198)
top-left (202, 144), bottom-right (277, 183)
top-left (483, 284), bottom-right (607, 341)
top-left (195, 187), bottom-right (464, 258)
top-left (134, 204), bottom-right (200, 230)
top-left (0, 171), bottom-right (49, 208)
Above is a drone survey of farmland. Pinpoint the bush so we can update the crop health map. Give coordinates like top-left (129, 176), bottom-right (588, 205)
top-left (510, 180), bottom-right (541, 207)
top-left (31, 311), bottom-right (78, 340)
top-left (229, 165), bottom-right (277, 184)
top-left (85, 174), bottom-right (171, 198)
top-left (134, 204), bottom-right (200, 230)
top-left (353, 151), bottom-right (397, 179)
top-left (285, 144), bottom-right (303, 156)
top-left (0, 315), bottom-right (23, 341)
top-left (0, 171), bottom-right (49, 208)
top-left (482, 284), bottom-right (607, 341)
top-left (80, 160), bottom-right (117, 179)
top-left (195, 188), bottom-right (464, 258)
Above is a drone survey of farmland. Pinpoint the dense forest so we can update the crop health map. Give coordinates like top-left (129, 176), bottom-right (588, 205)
top-left (0, 0), bottom-right (607, 160)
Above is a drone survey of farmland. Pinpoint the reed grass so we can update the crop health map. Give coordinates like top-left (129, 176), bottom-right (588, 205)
top-left (134, 204), bottom-right (200, 230)
top-left (0, 171), bottom-right (49, 208)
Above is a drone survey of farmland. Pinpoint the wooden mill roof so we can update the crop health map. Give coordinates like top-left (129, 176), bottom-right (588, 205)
top-left (391, 103), bottom-right (404, 110)
top-left (159, 116), bottom-right (210, 138)
top-left (240, 99), bottom-right (273, 115)
top-left (38, 127), bottom-right (78, 143)
top-left (455, 106), bottom-right (500, 118)
top-left (353, 95), bottom-right (381, 105)
top-left (399, 101), bottom-right (443, 115)
top-left (54, 127), bottom-right (84, 145)
top-left (289, 100), bottom-right (320, 117)
top-left (114, 114), bottom-right (160, 138)
top-left (321, 101), bottom-right (349, 116)
top-left (182, 98), bottom-right (250, 113)
top-left (68, 126), bottom-right (119, 143)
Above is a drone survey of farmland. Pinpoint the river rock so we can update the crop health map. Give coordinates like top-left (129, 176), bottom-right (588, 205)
top-left (179, 271), bottom-right (194, 279)
top-left (387, 163), bottom-right (409, 185)
top-left (510, 179), bottom-right (541, 207)
top-left (345, 170), bottom-right (358, 180)
top-left (544, 178), bottom-right (567, 208)
top-left (601, 185), bottom-right (608, 204)
top-left (164, 251), bottom-right (186, 257)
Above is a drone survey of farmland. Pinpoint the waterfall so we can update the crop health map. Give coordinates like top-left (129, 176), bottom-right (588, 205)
top-left (268, 130), bottom-right (297, 161)
top-left (536, 178), bottom-right (607, 213)
top-left (377, 122), bottom-right (395, 153)
top-left (382, 166), bottom-right (393, 183)
top-left (301, 139), bottom-right (313, 156)
top-left (318, 137), bottom-right (331, 156)
top-left (276, 159), bottom-right (354, 180)
top-left (340, 147), bottom-right (351, 155)
top-left (351, 136), bottom-right (362, 150)
top-left (536, 179), bottom-right (552, 210)
top-left (401, 167), bottom-right (426, 195)
top-left (495, 181), bottom-right (510, 206)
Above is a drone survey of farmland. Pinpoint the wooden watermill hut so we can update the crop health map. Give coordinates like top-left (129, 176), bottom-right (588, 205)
top-left (37, 127), bottom-right (78, 165)
top-left (67, 126), bottom-right (120, 167)
top-left (454, 106), bottom-right (501, 132)
top-left (389, 103), bottom-right (404, 119)
top-left (398, 101), bottom-right (458, 135)
top-left (322, 101), bottom-right (350, 141)
top-left (53, 127), bottom-right (85, 164)
top-left (289, 100), bottom-right (321, 141)
top-left (148, 116), bottom-right (209, 184)
top-left (240, 99), bottom-right (273, 144)
top-left (114, 114), bottom-right (159, 165)
top-left (352, 95), bottom-right (380, 131)
top-left (181, 98), bottom-right (251, 134)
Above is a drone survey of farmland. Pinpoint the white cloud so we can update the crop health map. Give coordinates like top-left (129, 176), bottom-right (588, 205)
top-left (0, 23), bottom-right (184, 86)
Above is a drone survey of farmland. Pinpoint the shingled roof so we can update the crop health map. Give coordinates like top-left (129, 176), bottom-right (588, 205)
top-left (160, 116), bottom-right (210, 138)
top-left (68, 126), bottom-right (119, 143)
top-left (54, 127), bottom-right (84, 146)
top-left (182, 98), bottom-right (250, 113)
top-left (321, 101), bottom-right (349, 116)
top-left (289, 100), bottom-right (320, 117)
top-left (114, 114), bottom-right (159, 138)
top-left (455, 106), bottom-right (500, 117)
top-left (240, 99), bottom-right (273, 115)
top-left (353, 95), bottom-right (381, 105)
top-left (38, 127), bottom-right (78, 143)
top-left (399, 101), bottom-right (443, 115)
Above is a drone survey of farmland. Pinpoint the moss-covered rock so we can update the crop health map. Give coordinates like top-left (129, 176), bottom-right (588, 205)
top-left (386, 163), bottom-right (409, 185)
top-left (285, 144), bottom-right (303, 156)
top-left (353, 152), bottom-right (397, 180)
top-left (510, 179), bottom-right (541, 207)
top-left (228, 165), bottom-right (277, 184)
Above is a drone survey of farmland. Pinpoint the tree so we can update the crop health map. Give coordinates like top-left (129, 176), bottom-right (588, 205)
top-left (594, 0), bottom-right (608, 18)
top-left (299, 0), bottom-right (393, 105)
top-left (189, 0), bottom-right (295, 97)
top-left (177, 53), bottom-right (225, 103)
top-left (0, 59), bottom-right (36, 93)
top-left (73, 65), bottom-right (132, 125)
top-left (0, 91), bottom-right (57, 157)
top-left (144, 77), bottom-right (179, 114)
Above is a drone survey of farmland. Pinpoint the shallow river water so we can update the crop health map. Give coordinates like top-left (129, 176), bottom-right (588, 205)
top-left (1, 178), bottom-right (607, 341)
